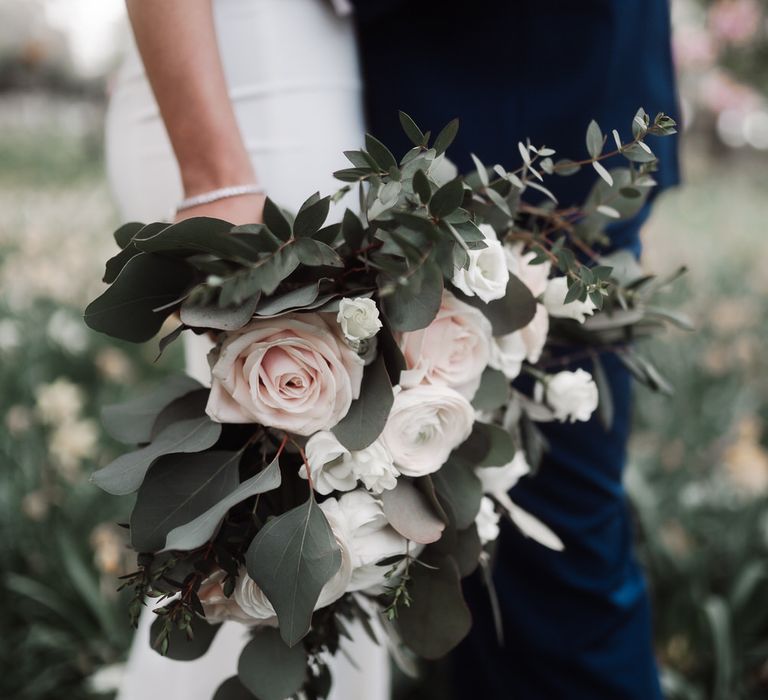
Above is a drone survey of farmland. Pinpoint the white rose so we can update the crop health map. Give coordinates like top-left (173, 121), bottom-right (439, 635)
top-left (399, 290), bottom-right (492, 400)
top-left (542, 277), bottom-right (597, 323)
top-left (206, 313), bottom-right (363, 436)
top-left (504, 242), bottom-right (551, 298)
top-left (452, 225), bottom-right (510, 303)
top-left (534, 368), bottom-right (598, 423)
top-left (336, 297), bottom-right (383, 342)
top-left (301, 431), bottom-right (398, 495)
top-left (320, 490), bottom-right (409, 593)
top-left (381, 385), bottom-right (474, 477)
top-left (198, 570), bottom-right (273, 625)
top-left (475, 496), bottom-right (501, 545)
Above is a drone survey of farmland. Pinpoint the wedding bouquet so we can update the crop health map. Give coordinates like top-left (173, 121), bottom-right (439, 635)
top-left (85, 109), bottom-right (682, 700)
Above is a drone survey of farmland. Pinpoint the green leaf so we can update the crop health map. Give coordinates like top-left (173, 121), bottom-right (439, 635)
top-left (114, 221), bottom-right (145, 249)
top-left (454, 420), bottom-right (515, 468)
top-left (333, 353), bottom-right (393, 451)
top-left (429, 178), bottom-right (464, 219)
top-left (294, 238), bottom-right (343, 267)
top-left (93, 416), bottom-right (222, 496)
top-left (430, 525), bottom-right (482, 578)
top-left (263, 198), bottom-right (293, 241)
top-left (470, 153), bottom-right (489, 187)
top-left (365, 133), bottom-right (398, 170)
top-left (399, 111), bottom-right (425, 146)
top-left (293, 195), bottom-right (330, 238)
top-left (433, 118), bottom-right (460, 155)
top-left (254, 279), bottom-right (334, 317)
top-left (163, 456), bottom-right (282, 551)
top-left (238, 628), bottom-right (308, 700)
top-left (554, 159), bottom-right (581, 176)
top-left (246, 497), bottom-right (342, 646)
top-left (471, 368), bottom-right (509, 412)
top-left (105, 222), bottom-right (167, 283)
top-left (586, 119), bottom-right (603, 159)
top-left (432, 457), bottom-right (482, 530)
top-left (457, 274), bottom-right (536, 335)
top-left (213, 677), bottom-right (254, 700)
top-left (150, 615), bottom-right (221, 661)
top-left (130, 450), bottom-right (241, 552)
top-left (180, 293), bottom-right (261, 331)
top-left (341, 209), bottom-right (365, 249)
top-left (412, 168), bottom-right (432, 203)
top-left (101, 374), bottom-right (202, 444)
top-left (134, 217), bottom-right (257, 261)
top-left (380, 479), bottom-right (445, 544)
top-left (382, 260), bottom-right (444, 332)
top-left (85, 253), bottom-right (198, 342)
top-left (396, 554), bottom-right (471, 659)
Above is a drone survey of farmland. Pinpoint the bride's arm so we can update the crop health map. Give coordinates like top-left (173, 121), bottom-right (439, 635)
top-left (126, 0), bottom-right (264, 222)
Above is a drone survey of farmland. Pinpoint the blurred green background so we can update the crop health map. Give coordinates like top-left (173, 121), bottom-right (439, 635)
top-left (0, 1), bottom-right (767, 699)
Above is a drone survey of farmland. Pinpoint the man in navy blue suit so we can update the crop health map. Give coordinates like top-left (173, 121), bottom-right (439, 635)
top-left (351, 1), bottom-right (680, 697)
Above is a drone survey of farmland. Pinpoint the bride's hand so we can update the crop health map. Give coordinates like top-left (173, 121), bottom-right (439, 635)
top-left (173, 192), bottom-right (266, 225)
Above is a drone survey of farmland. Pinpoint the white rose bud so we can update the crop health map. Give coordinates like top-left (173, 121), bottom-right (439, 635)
top-left (535, 368), bottom-right (599, 423)
top-left (542, 277), bottom-right (597, 323)
top-left (452, 225), bottom-right (510, 303)
top-left (301, 431), bottom-right (398, 495)
top-left (475, 496), bottom-right (501, 545)
top-left (337, 297), bottom-right (383, 342)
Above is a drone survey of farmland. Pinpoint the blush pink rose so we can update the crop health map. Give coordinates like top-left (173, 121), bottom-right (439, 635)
top-left (206, 313), bottom-right (364, 436)
top-left (398, 290), bottom-right (492, 399)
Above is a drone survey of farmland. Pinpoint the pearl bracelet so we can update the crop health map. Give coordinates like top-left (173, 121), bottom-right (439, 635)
top-left (176, 184), bottom-right (265, 213)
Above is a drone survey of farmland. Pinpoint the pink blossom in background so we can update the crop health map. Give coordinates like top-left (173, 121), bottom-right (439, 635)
top-left (673, 26), bottom-right (717, 69)
top-left (709, 0), bottom-right (762, 47)
top-left (699, 68), bottom-right (762, 114)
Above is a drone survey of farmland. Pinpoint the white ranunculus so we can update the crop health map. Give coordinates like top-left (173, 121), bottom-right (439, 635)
top-left (452, 224), bottom-right (510, 303)
top-left (399, 290), bottom-right (492, 400)
top-left (542, 277), bottom-right (597, 323)
top-left (535, 368), bottom-right (598, 423)
top-left (320, 490), bottom-right (409, 593)
top-left (206, 313), bottom-right (363, 436)
top-left (336, 297), bottom-right (382, 342)
top-left (476, 496), bottom-right (501, 545)
top-left (504, 242), bottom-right (551, 298)
top-left (519, 303), bottom-right (549, 364)
top-left (301, 431), bottom-right (398, 495)
top-left (488, 303), bottom-right (549, 380)
top-left (382, 385), bottom-right (475, 477)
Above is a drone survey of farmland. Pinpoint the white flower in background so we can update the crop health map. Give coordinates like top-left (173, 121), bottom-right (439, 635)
top-left (49, 418), bottom-right (99, 478)
top-left (336, 297), bottom-right (382, 342)
top-left (452, 224), bottom-right (510, 303)
top-left (0, 319), bottom-right (20, 352)
top-left (95, 347), bottom-right (134, 383)
top-left (320, 490), bottom-right (409, 592)
top-left (504, 242), bottom-right (551, 298)
top-left (476, 451), bottom-right (563, 551)
top-left (399, 290), bottom-right (492, 400)
top-left (206, 314), bottom-right (363, 436)
top-left (21, 490), bottom-right (49, 522)
top-left (488, 304), bottom-right (549, 381)
top-left (5, 405), bottom-right (32, 435)
top-left (35, 378), bottom-right (84, 425)
top-left (475, 496), bottom-right (501, 545)
top-left (542, 277), bottom-right (597, 323)
top-left (301, 431), bottom-right (398, 495)
top-left (86, 664), bottom-right (126, 696)
top-left (382, 385), bottom-right (474, 477)
top-left (535, 369), bottom-right (598, 423)
top-left (47, 309), bottom-right (89, 353)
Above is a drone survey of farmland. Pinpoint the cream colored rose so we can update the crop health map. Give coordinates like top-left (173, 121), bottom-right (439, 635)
top-left (534, 368), bottom-right (599, 423)
top-left (321, 490), bottom-right (409, 593)
top-left (336, 297), bottom-right (382, 342)
top-left (504, 242), bottom-right (551, 298)
top-left (206, 313), bottom-right (364, 436)
top-left (382, 385), bottom-right (474, 477)
top-left (300, 431), bottom-right (398, 495)
top-left (542, 277), bottom-right (597, 323)
top-left (399, 290), bottom-right (492, 400)
top-left (452, 224), bottom-right (510, 303)
top-left (475, 496), bottom-right (501, 545)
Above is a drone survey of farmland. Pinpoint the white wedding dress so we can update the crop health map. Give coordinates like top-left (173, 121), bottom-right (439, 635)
top-left (106, 1), bottom-right (389, 698)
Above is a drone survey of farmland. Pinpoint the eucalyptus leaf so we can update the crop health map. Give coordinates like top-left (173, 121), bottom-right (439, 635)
top-left (93, 416), bottom-right (222, 496)
top-left (432, 457), bottom-right (482, 530)
top-left (246, 497), bottom-right (342, 646)
top-left (365, 133), bottom-right (398, 171)
top-left (471, 368), bottom-right (509, 412)
top-left (293, 195), bottom-right (330, 238)
top-left (398, 111), bottom-right (425, 146)
top-left (101, 374), bottom-right (202, 445)
top-left (457, 274), bottom-right (536, 335)
top-left (85, 253), bottom-right (197, 343)
top-left (381, 260), bottom-right (443, 332)
top-left (433, 118), bottom-right (459, 155)
top-left (134, 217), bottom-right (257, 261)
top-left (149, 615), bottom-right (221, 661)
top-left (213, 677), bottom-right (255, 700)
top-left (163, 456), bottom-right (282, 552)
top-left (396, 554), bottom-right (471, 659)
top-left (586, 120), bottom-right (603, 159)
top-left (294, 238), bottom-right (343, 267)
top-left (254, 279), bottom-right (334, 316)
top-left (429, 178), bottom-right (464, 219)
top-left (380, 479), bottom-right (445, 544)
top-left (180, 293), bottom-right (261, 331)
top-left (333, 353), bottom-right (393, 451)
top-left (130, 450), bottom-right (241, 552)
top-left (263, 198), bottom-right (292, 241)
top-left (237, 628), bottom-right (308, 700)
